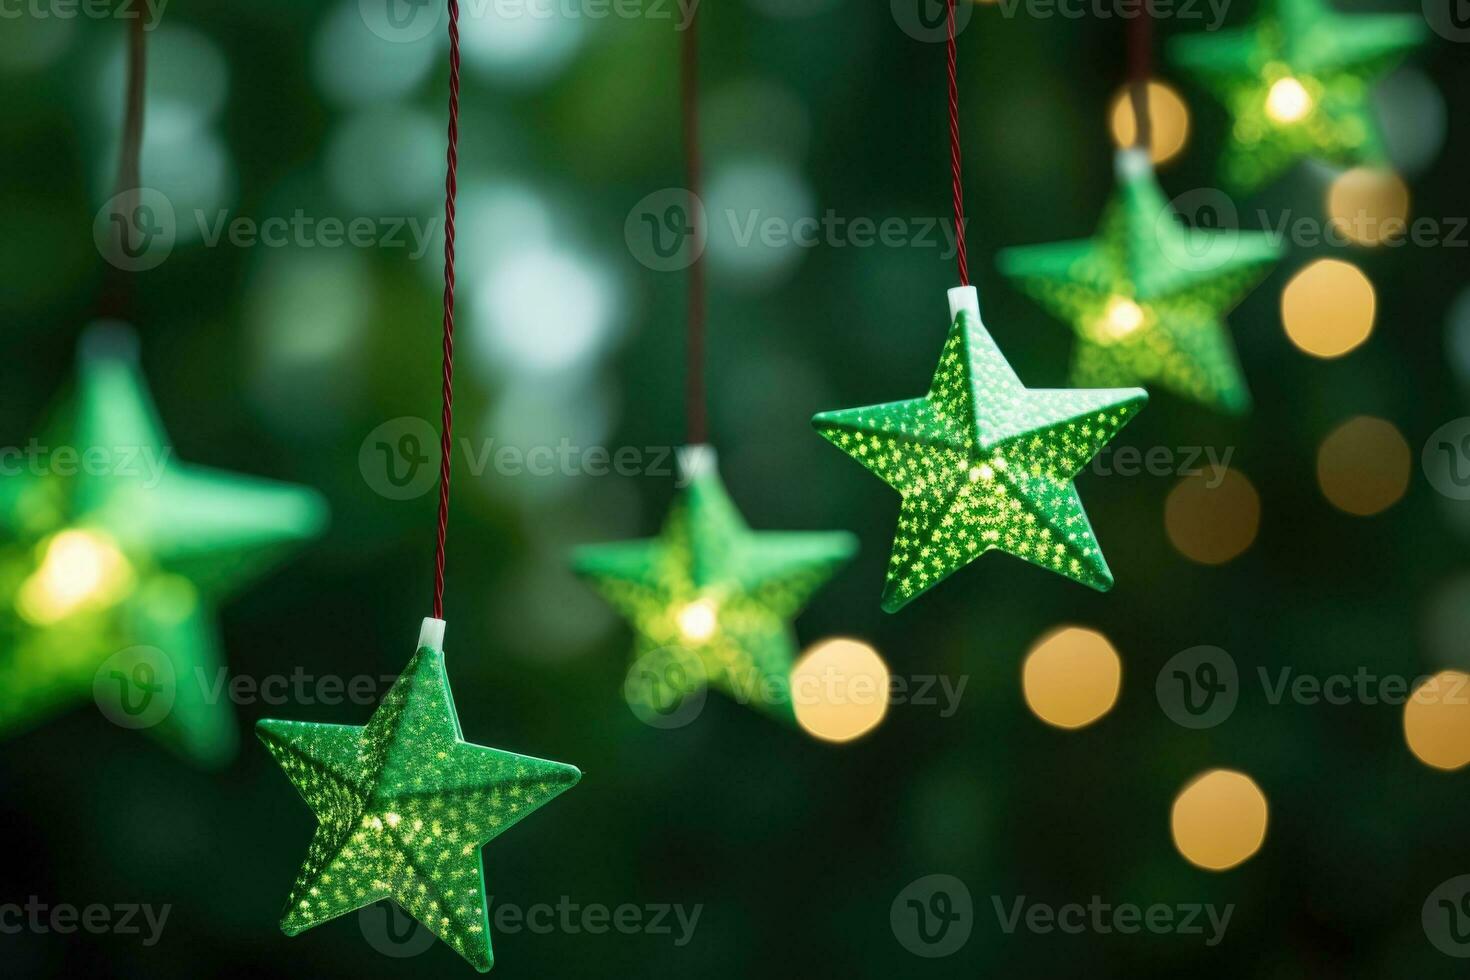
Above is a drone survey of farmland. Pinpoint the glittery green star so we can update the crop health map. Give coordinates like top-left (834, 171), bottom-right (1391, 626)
top-left (257, 620), bottom-right (580, 973)
top-left (0, 322), bottom-right (326, 767)
top-left (997, 150), bottom-right (1281, 415)
top-left (573, 452), bottom-right (855, 722)
top-left (1169, 0), bottom-right (1425, 192)
top-left (812, 287), bottom-right (1146, 613)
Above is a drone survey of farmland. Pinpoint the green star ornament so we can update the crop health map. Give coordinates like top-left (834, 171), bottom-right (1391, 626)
top-left (1169, 0), bottom-right (1426, 192)
top-left (257, 618), bottom-right (580, 973)
top-left (573, 448), bottom-right (856, 722)
top-left (997, 148), bottom-right (1281, 415)
top-left (812, 287), bottom-right (1146, 613)
top-left (0, 322), bottom-right (327, 767)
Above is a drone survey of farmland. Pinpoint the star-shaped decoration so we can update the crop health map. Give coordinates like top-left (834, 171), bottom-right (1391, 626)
top-left (573, 450), bottom-right (855, 722)
top-left (812, 287), bottom-right (1146, 613)
top-left (1169, 0), bottom-right (1426, 192)
top-left (997, 149), bottom-right (1281, 415)
top-left (0, 322), bottom-right (326, 766)
top-left (257, 619), bottom-right (580, 973)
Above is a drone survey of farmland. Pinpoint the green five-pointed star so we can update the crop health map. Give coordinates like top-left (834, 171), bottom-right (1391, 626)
top-left (998, 150), bottom-right (1281, 415)
top-left (573, 453), bottom-right (855, 721)
top-left (1169, 0), bottom-right (1425, 192)
top-left (0, 322), bottom-right (326, 766)
top-left (813, 287), bottom-right (1146, 613)
top-left (257, 621), bottom-right (580, 973)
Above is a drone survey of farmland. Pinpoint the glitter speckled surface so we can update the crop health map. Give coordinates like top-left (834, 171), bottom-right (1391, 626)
top-left (812, 288), bottom-right (1145, 612)
top-left (998, 156), bottom-right (1280, 415)
top-left (1169, 0), bottom-right (1425, 192)
top-left (572, 465), bottom-right (855, 721)
top-left (256, 638), bottom-right (580, 972)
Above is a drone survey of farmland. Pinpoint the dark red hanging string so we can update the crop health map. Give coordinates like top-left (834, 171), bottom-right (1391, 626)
top-left (1127, 0), bottom-right (1154, 152)
top-left (945, 0), bottom-right (969, 287)
top-left (433, 0), bottom-right (461, 621)
top-left (98, 14), bottom-right (147, 320)
top-left (681, 5), bottom-right (707, 445)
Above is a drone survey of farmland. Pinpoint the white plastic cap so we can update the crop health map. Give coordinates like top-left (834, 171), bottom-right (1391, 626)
top-left (679, 444), bottom-right (718, 482)
top-left (419, 617), bottom-right (446, 652)
top-left (1115, 146), bottom-right (1153, 181)
top-left (948, 285), bottom-right (981, 325)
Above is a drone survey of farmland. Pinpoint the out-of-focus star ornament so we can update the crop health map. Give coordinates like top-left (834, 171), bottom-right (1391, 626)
top-left (998, 148), bottom-right (1281, 415)
top-left (0, 322), bottom-right (326, 766)
top-left (258, 618), bottom-right (580, 973)
top-left (812, 287), bottom-right (1146, 613)
top-left (573, 449), bottom-right (855, 722)
top-left (1169, 0), bottom-right (1425, 192)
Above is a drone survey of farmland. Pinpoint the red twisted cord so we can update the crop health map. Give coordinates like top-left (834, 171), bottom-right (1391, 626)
top-left (682, 2), bottom-right (706, 445)
top-left (433, 0), bottom-right (460, 621)
top-left (1128, 0), bottom-right (1154, 152)
top-left (946, 0), bottom-right (969, 287)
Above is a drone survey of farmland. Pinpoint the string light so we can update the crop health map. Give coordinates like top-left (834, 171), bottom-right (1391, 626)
top-left (1264, 76), bottom-right (1313, 124)
top-left (1171, 769), bottom-right (1268, 871)
top-left (1281, 259), bottom-right (1376, 358)
top-left (1316, 416), bottom-right (1410, 516)
top-left (16, 529), bottom-right (134, 625)
top-left (791, 638), bottom-right (890, 743)
top-left (1326, 168), bottom-right (1409, 247)
top-left (1164, 468), bottom-right (1260, 565)
top-left (1022, 627), bottom-right (1121, 730)
top-left (1404, 671), bottom-right (1470, 771)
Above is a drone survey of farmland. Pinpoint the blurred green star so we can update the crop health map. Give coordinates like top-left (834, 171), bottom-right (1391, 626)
top-left (258, 622), bottom-right (580, 973)
top-left (573, 455), bottom-right (855, 722)
top-left (998, 150), bottom-right (1281, 415)
top-left (813, 287), bottom-right (1146, 613)
top-left (1169, 0), bottom-right (1425, 192)
top-left (0, 322), bottom-right (326, 767)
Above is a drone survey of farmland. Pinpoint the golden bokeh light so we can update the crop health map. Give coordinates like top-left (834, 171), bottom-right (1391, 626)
top-left (16, 528), bottom-right (135, 625)
top-left (675, 598), bottom-right (719, 642)
top-left (1171, 769), bottom-right (1269, 871)
top-left (1404, 670), bottom-right (1470, 771)
top-left (1100, 295), bottom-right (1146, 340)
top-left (1316, 415), bottom-right (1410, 516)
top-left (1265, 77), bottom-right (1313, 124)
top-left (1022, 626), bottom-right (1122, 729)
top-left (1109, 80), bottom-right (1191, 165)
top-left (1327, 168), bottom-right (1409, 247)
top-left (1281, 259), bottom-right (1376, 358)
top-left (791, 638), bottom-right (890, 743)
top-left (1164, 468), bottom-right (1261, 565)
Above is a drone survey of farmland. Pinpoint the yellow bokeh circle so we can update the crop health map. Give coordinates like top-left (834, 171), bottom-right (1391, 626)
top-left (1327, 168), bottom-right (1409, 247)
top-left (1316, 416), bottom-right (1410, 516)
top-left (791, 638), bottom-right (890, 743)
top-left (1404, 670), bottom-right (1470, 771)
top-left (1171, 769), bottom-right (1269, 871)
top-left (1281, 259), bottom-right (1376, 358)
top-left (1109, 80), bottom-right (1191, 165)
top-left (1164, 468), bottom-right (1261, 565)
top-left (1022, 626), bottom-right (1122, 729)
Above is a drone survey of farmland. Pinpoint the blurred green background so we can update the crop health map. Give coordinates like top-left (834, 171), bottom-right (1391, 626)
top-left (3, 0), bottom-right (1470, 975)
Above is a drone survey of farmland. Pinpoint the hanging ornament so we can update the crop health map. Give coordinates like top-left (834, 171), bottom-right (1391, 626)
top-left (259, 3), bottom-right (580, 970)
top-left (574, 3), bottom-right (855, 721)
top-left (258, 619), bottom-right (579, 973)
top-left (574, 448), bottom-right (855, 722)
top-left (0, 17), bottom-right (325, 768)
top-left (811, 0), bottom-right (1147, 612)
top-left (0, 325), bottom-right (326, 766)
top-left (1169, 0), bottom-right (1426, 193)
top-left (999, 9), bottom-right (1281, 416)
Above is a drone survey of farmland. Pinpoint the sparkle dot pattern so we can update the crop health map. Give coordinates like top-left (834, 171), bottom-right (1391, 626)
top-left (572, 468), bottom-right (856, 720)
top-left (1169, 0), bottom-right (1425, 192)
top-left (256, 641), bottom-right (580, 973)
top-left (812, 289), bottom-right (1146, 612)
top-left (998, 161), bottom-right (1280, 415)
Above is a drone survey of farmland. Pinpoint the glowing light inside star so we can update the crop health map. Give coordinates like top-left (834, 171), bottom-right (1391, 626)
top-left (1265, 76), bottom-right (1313, 124)
top-left (1100, 296), bottom-right (1146, 340)
top-left (17, 529), bottom-right (135, 625)
top-left (676, 598), bottom-right (719, 642)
